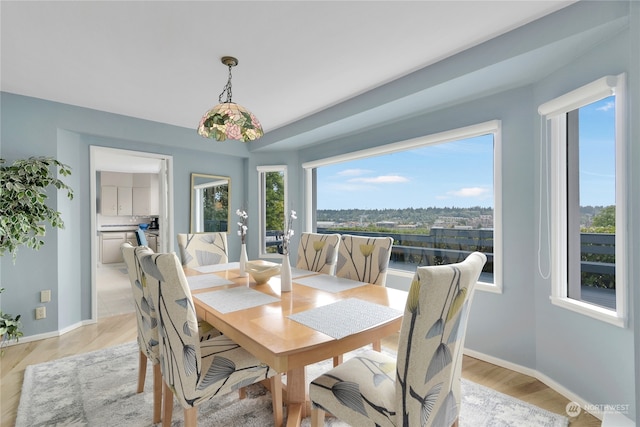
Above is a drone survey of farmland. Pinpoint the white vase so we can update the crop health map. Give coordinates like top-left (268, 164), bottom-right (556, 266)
top-left (239, 243), bottom-right (248, 277)
top-left (280, 253), bottom-right (292, 292)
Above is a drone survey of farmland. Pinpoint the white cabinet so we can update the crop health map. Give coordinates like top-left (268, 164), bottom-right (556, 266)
top-left (101, 232), bottom-right (125, 264)
top-left (101, 232), bottom-right (137, 264)
top-left (132, 187), bottom-right (151, 216)
top-left (146, 233), bottom-right (157, 252)
top-left (100, 172), bottom-right (159, 216)
top-left (118, 187), bottom-right (133, 216)
top-left (101, 186), bottom-right (118, 216)
top-left (101, 185), bottom-right (132, 216)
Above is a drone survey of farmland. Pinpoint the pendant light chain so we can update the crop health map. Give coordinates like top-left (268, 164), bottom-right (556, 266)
top-left (218, 63), bottom-right (233, 104)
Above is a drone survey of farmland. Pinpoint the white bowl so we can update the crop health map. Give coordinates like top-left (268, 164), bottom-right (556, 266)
top-left (245, 260), bottom-right (281, 285)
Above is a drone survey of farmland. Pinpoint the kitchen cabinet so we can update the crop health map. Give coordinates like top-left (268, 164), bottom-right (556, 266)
top-left (101, 231), bottom-right (137, 264)
top-left (132, 187), bottom-right (150, 215)
top-left (146, 233), bottom-right (157, 252)
top-left (101, 186), bottom-right (132, 216)
top-left (101, 172), bottom-right (158, 216)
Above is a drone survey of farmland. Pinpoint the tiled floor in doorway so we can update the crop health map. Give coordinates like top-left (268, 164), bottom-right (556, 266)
top-left (97, 264), bottom-right (134, 318)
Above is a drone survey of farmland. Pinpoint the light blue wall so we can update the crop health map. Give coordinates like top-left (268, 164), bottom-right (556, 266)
top-left (0, 93), bottom-right (248, 333)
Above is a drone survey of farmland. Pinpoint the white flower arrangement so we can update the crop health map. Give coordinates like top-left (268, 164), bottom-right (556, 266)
top-left (282, 210), bottom-right (297, 255)
top-left (236, 209), bottom-right (248, 244)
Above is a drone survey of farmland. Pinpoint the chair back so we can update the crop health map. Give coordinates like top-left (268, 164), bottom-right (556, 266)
top-left (177, 232), bottom-right (228, 268)
top-left (296, 232), bottom-right (341, 274)
top-left (121, 243), bottom-right (159, 363)
top-left (335, 234), bottom-right (394, 285)
top-left (395, 251), bottom-right (486, 426)
top-left (138, 251), bottom-right (204, 408)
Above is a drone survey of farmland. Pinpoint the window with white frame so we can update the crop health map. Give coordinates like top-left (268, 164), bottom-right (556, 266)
top-left (258, 165), bottom-right (287, 258)
top-left (303, 121), bottom-right (502, 293)
top-left (540, 74), bottom-right (627, 327)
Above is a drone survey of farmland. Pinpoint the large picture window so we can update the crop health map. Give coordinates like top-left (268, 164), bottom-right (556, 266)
top-left (303, 121), bottom-right (502, 292)
top-left (540, 74), bottom-right (627, 326)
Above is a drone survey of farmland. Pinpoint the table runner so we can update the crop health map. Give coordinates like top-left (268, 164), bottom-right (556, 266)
top-left (294, 274), bottom-right (368, 293)
top-left (288, 298), bottom-right (403, 339)
top-left (192, 262), bottom-right (240, 274)
top-left (187, 274), bottom-right (234, 290)
top-left (194, 286), bottom-right (280, 314)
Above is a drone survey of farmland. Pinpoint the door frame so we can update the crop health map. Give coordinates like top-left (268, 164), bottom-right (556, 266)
top-left (89, 146), bottom-right (174, 320)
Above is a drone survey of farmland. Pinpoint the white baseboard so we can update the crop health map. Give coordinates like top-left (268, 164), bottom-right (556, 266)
top-left (463, 348), bottom-right (605, 421)
top-left (3, 319), bottom-right (96, 347)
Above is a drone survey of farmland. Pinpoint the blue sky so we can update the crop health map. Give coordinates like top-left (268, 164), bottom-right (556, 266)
top-left (317, 135), bottom-right (494, 210)
top-left (579, 96), bottom-right (616, 207)
top-left (317, 96), bottom-right (615, 210)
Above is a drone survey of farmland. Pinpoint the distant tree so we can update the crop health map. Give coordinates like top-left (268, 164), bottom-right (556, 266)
top-left (592, 205), bottom-right (615, 228)
top-left (265, 171), bottom-right (285, 231)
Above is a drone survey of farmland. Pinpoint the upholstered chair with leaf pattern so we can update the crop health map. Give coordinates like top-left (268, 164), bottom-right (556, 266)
top-left (333, 234), bottom-right (394, 364)
top-left (177, 232), bottom-right (228, 268)
top-left (335, 234), bottom-right (394, 286)
top-left (138, 251), bottom-right (283, 427)
top-left (121, 243), bottom-right (162, 423)
top-left (296, 232), bottom-right (341, 275)
top-left (309, 252), bottom-right (487, 427)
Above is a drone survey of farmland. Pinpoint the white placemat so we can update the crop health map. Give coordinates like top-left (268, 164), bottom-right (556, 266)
top-left (288, 298), bottom-right (403, 339)
top-left (192, 262), bottom-right (239, 273)
top-left (187, 274), bottom-right (234, 290)
top-left (294, 274), bottom-right (368, 293)
top-left (194, 286), bottom-right (280, 314)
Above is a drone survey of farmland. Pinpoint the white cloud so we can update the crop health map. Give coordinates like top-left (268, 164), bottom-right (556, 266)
top-left (349, 175), bottom-right (409, 184)
top-left (448, 187), bottom-right (489, 197)
top-left (597, 101), bottom-right (615, 112)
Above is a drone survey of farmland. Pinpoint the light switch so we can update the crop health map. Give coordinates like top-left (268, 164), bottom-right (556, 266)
top-left (41, 289), bottom-right (51, 303)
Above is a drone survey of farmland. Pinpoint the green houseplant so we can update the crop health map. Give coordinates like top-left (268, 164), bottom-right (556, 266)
top-left (0, 156), bottom-right (74, 350)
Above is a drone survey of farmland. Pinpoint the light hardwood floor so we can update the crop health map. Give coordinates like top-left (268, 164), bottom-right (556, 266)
top-left (1, 313), bottom-right (601, 426)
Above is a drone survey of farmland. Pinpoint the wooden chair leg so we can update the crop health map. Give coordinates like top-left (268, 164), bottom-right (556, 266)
top-left (372, 339), bottom-right (381, 352)
top-left (137, 350), bottom-right (147, 393)
top-left (333, 354), bottom-right (343, 367)
top-left (271, 374), bottom-right (283, 427)
top-left (238, 387), bottom-right (246, 399)
top-left (311, 407), bottom-right (325, 427)
top-left (162, 381), bottom-right (173, 427)
top-left (451, 417), bottom-right (459, 427)
top-left (152, 363), bottom-right (162, 424)
top-left (184, 406), bottom-right (197, 427)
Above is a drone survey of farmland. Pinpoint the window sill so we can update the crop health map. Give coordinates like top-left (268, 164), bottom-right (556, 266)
top-left (550, 296), bottom-right (625, 328)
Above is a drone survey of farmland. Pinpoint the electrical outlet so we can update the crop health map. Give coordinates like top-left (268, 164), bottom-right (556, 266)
top-left (35, 306), bottom-right (46, 320)
top-left (41, 289), bottom-right (51, 303)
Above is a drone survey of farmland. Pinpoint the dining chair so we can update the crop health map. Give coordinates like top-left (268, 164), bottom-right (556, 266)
top-left (177, 232), bottom-right (228, 268)
top-left (138, 251), bottom-right (283, 427)
top-left (333, 234), bottom-right (394, 364)
top-left (335, 234), bottom-right (394, 286)
top-left (295, 232), bottom-right (341, 274)
top-left (309, 251), bottom-right (487, 427)
top-left (121, 243), bottom-right (222, 424)
top-left (121, 243), bottom-right (162, 423)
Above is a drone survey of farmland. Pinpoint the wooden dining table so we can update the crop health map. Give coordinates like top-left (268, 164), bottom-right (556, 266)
top-left (186, 262), bottom-right (407, 427)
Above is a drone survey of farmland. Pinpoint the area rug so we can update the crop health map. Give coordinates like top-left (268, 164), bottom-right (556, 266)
top-left (16, 342), bottom-right (568, 427)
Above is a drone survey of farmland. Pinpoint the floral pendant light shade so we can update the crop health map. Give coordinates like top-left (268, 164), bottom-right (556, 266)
top-left (197, 56), bottom-right (264, 142)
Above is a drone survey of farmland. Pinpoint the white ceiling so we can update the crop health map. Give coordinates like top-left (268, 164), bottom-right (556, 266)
top-left (1, 1), bottom-right (577, 138)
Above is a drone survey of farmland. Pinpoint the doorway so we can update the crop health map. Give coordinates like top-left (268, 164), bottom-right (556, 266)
top-left (89, 146), bottom-right (174, 320)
